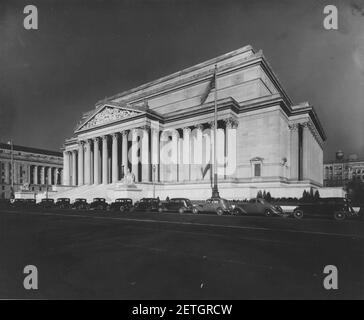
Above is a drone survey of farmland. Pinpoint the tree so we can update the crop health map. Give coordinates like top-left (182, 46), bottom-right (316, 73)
top-left (345, 178), bottom-right (364, 205)
top-left (257, 190), bottom-right (263, 199)
top-left (266, 192), bottom-right (272, 202)
top-left (309, 187), bottom-right (314, 200)
top-left (314, 190), bottom-right (320, 201)
top-left (263, 190), bottom-right (267, 199)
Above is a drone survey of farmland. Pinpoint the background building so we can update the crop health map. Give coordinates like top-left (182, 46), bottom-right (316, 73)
top-left (324, 151), bottom-right (364, 187)
top-left (0, 143), bottom-right (63, 199)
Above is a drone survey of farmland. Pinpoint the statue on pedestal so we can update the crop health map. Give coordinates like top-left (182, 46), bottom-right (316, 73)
top-left (120, 168), bottom-right (135, 186)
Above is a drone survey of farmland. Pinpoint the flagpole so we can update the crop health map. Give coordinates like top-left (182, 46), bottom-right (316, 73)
top-left (212, 64), bottom-right (220, 198)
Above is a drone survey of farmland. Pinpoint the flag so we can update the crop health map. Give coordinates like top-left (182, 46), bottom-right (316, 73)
top-left (200, 68), bottom-right (216, 105)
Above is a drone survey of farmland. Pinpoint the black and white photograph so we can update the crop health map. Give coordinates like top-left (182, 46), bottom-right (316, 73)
top-left (0, 0), bottom-right (364, 304)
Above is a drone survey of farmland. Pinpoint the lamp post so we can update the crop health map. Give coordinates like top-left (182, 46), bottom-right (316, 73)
top-left (211, 64), bottom-right (220, 198)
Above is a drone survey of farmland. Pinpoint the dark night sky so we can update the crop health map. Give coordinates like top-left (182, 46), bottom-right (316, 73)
top-left (0, 0), bottom-right (363, 161)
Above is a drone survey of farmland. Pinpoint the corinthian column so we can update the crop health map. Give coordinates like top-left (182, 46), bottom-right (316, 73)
top-left (93, 137), bottom-right (100, 185)
top-left (62, 152), bottom-right (70, 185)
top-left (151, 128), bottom-right (160, 182)
top-left (131, 129), bottom-right (139, 182)
top-left (53, 168), bottom-right (58, 185)
top-left (78, 142), bottom-right (84, 186)
top-left (182, 127), bottom-right (191, 181)
top-left (289, 123), bottom-right (299, 180)
top-left (72, 150), bottom-right (77, 186)
top-left (225, 118), bottom-right (238, 178)
top-left (192, 124), bottom-right (203, 181)
top-left (102, 135), bottom-right (109, 184)
top-left (84, 140), bottom-right (92, 185)
top-left (47, 167), bottom-right (52, 185)
top-left (141, 126), bottom-right (150, 182)
top-left (121, 131), bottom-right (128, 177)
top-left (33, 165), bottom-right (38, 185)
top-left (171, 130), bottom-right (179, 181)
top-left (112, 133), bottom-right (119, 183)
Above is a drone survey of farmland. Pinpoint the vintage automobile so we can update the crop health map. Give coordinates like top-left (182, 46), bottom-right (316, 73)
top-left (108, 198), bottom-right (133, 212)
top-left (89, 198), bottom-right (108, 210)
top-left (25, 198), bottom-right (37, 209)
top-left (292, 197), bottom-right (358, 221)
top-left (232, 198), bottom-right (283, 217)
top-left (132, 198), bottom-right (161, 212)
top-left (55, 198), bottom-right (71, 209)
top-left (10, 198), bottom-right (27, 209)
top-left (192, 197), bottom-right (233, 216)
top-left (158, 198), bottom-right (194, 214)
top-left (37, 198), bottom-right (55, 209)
top-left (71, 198), bottom-right (89, 210)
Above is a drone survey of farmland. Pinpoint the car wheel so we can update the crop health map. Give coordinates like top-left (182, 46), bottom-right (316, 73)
top-left (158, 207), bottom-right (163, 213)
top-left (192, 207), bottom-right (199, 214)
top-left (334, 211), bottom-right (346, 221)
top-left (233, 208), bottom-right (244, 215)
top-left (264, 209), bottom-right (273, 217)
top-left (119, 206), bottom-right (125, 213)
top-left (293, 210), bottom-right (304, 219)
top-left (178, 208), bottom-right (185, 214)
top-left (216, 208), bottom-right (224, 216)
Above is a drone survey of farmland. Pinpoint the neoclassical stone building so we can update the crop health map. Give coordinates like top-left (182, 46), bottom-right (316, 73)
top-left (60, 45), bottom-right (326, 201)
top-left (0, 143), bottom-right (63, 199)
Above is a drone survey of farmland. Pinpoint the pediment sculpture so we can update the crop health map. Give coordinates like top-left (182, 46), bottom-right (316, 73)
top-left (81, 106), bottom-right (140, 130)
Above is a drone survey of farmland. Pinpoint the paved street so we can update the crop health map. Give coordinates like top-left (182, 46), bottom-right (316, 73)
top-left (0, 208), bottom-right (363, 299)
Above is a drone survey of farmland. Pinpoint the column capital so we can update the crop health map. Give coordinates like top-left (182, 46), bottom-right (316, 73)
top-left (195, 124), bottom-right (204, 131)
top-left (182, 127), bottom-right (191, 133)
top-left (140, 124), bottom-right (151, 131)
top-left (288, 123), bottom-right (299, 131)
top-left (121, 130), bottom-right (129, 137)
top-left (224, 117), bottom-right (239, 129)
top-left (93, 137), bottom-right (100, 143)
top-left (102, 135), bottom-right (109, 142)
top-left (208, 121), bottom-right (217, 129)
top-left (112, 132), bottom-right (119, 140)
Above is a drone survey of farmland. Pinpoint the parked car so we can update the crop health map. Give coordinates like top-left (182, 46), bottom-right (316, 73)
top-left (158, 198), bottom-right (194, 214)
top-left (71, 198), bottom-right (89, 210)
top-left (132, 198), bottom-right (161, 212)
top-left (292, 197), bottom-right (358, 221)
top-left (232, 198), bottom-right (283, 217)
top-left (37, 198), bottom-right (55, 209)
top-left (192, 197), bottom-right (233, 216)
top-left (55, 198), bottom-right (71, 209)
top-left (10, 198), bottom-right (27, 209)
top-left (89, 198), bottom-right (108, 210)
top-left (25, 198), bottom-right (37, 210)
top-left (108, 198), bottom-right (133, 212)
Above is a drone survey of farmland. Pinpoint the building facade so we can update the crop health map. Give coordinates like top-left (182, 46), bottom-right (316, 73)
top-left (0, 143), bottom-right (63, 199)
top-left (60, 45), bottom-right (326, 201)
top-left (324, 151), bottom-right (364, 187)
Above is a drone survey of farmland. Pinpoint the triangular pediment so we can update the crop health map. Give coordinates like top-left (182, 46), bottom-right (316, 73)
top-left (76, 104), bottom-right (144, 131)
